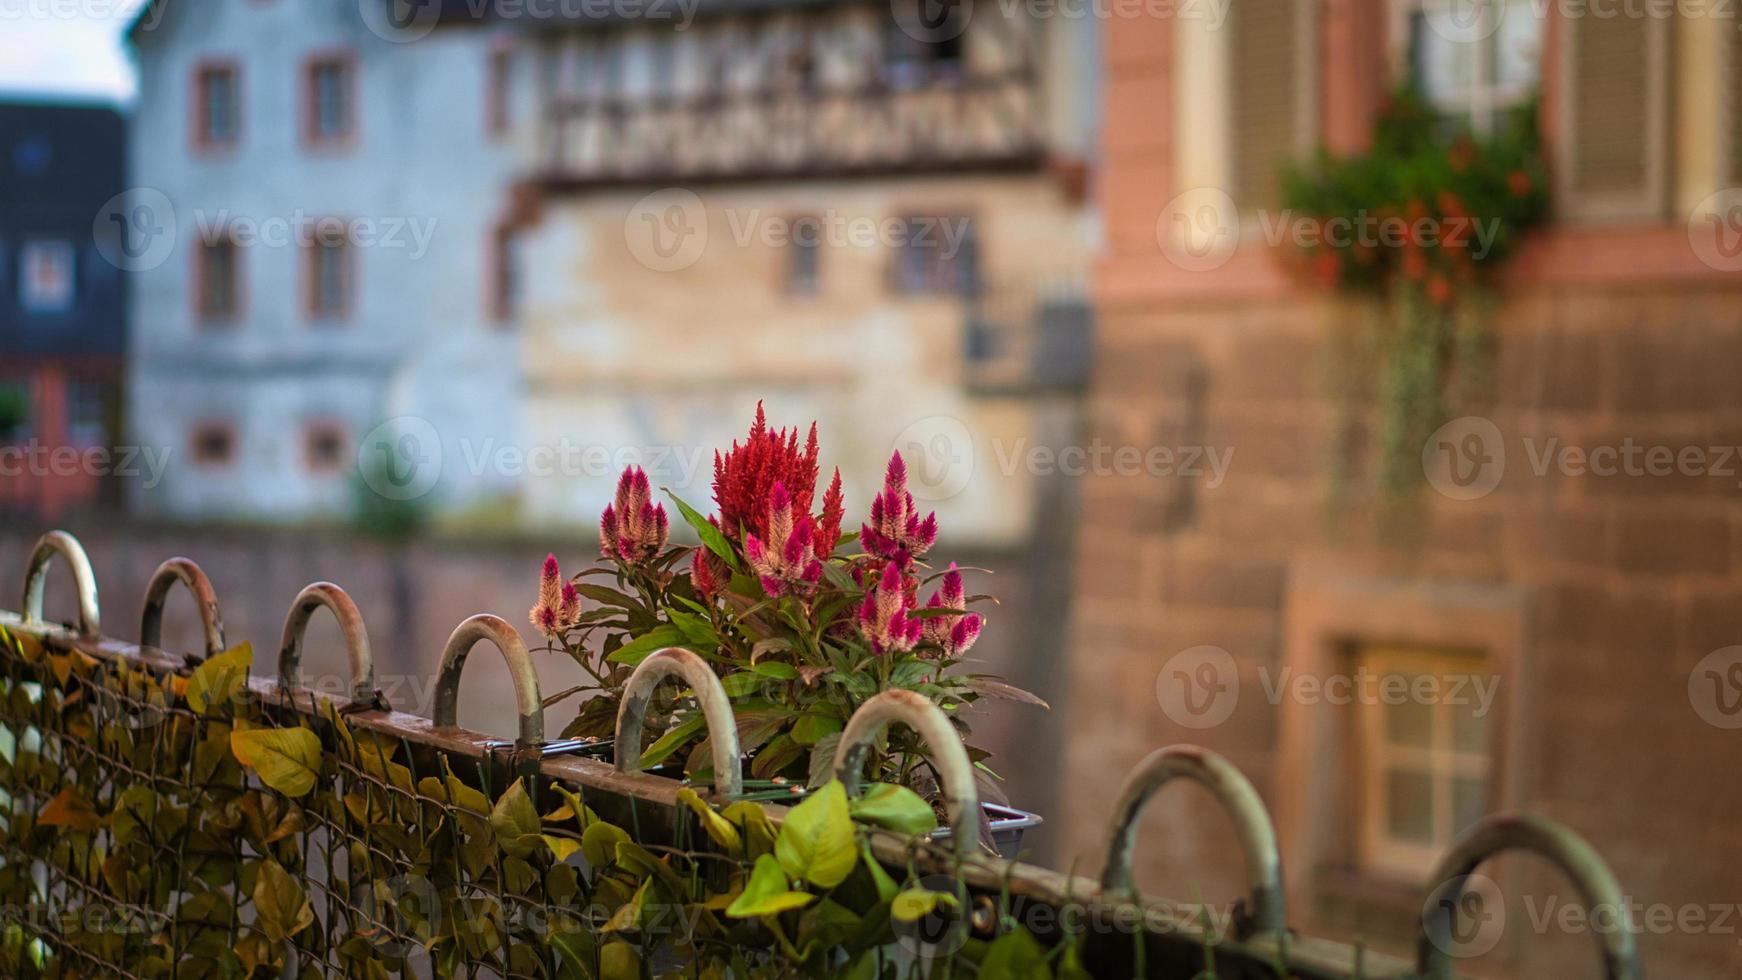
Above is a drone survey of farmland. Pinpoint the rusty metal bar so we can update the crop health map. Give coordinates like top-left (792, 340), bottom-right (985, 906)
top-left (431, 613), bottom-right (543, 745)
top-left (21, 529), bottom-right (100, 638)
top-left (834, 688), bottom-right (979, 860)
top-left (614, 647), bottom-right (743, 801)
top-left (138, 557), bottom-right (225, 659)
top-left (276, 582), bottom-right (379, 706)
top-left (1100, 745), bottom-right (1286, 941)
top-left (1418, 813), bottom-right (1642, 980)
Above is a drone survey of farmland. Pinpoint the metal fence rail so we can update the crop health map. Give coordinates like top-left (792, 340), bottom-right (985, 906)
top-left (0, 529), bottom-right (1643, 979)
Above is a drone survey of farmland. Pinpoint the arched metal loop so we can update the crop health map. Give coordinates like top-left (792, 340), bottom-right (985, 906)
top-left (22, 530), bottom-right (100, 638)
top-left (140, 558), bottom-right (225, 659)
top-left (277, 582), bottom-right (379, 706)
top-left (833, 689), bottom-right (979, 859)
top-left (1418, 813), bottom-right (1641, 980)
top-left (613, 648), bottom-right (742, 801)
top-left (1100, 745), bottom-right (1285, 940)
top-left (432, 614), bottom-right (542, 745)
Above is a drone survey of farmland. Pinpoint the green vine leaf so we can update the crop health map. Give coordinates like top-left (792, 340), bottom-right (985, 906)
top-left (848, 783), bottom-right (938, 837)
top-left (726, 854), bottom-right (815, 918)
top-left (775, 780), bottom-right (857, 889)
top-left (891, 887), bottom-right (957, 923)
top-left (490, 782), bottom-right (543, 858)
top-left (187, 642), bottom-right (253, 716)
top-left (252, 858), bottom-right (314, 945)
top-left (677, 787), bottom-right (743, 855)
top-left (230, 727), bottom-right (322, 798)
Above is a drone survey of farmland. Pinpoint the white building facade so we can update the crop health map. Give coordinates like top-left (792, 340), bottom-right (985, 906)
top-left (126, 0), bottom-right (527, 522)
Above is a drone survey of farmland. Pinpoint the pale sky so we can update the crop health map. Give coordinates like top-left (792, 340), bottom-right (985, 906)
top-left (0, 0), bottom-right (151, 104)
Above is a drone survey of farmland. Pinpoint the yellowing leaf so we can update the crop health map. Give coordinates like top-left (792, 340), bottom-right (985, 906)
top-left (677, 787), bottom-right (742, 855)
top-left (253, 858), bottom-right (315, 944)
top-left (38, 787), bottom-right (103, 831)
top-left (230, 727), bottom-right (322, 798)
top-left (490, 782), bottom-right (542, 858)
top-left (725, 854), bottom-right (815, 919)
top-left (775, 780), bottom-right (857, 889)
top-left (542, 834), bottom-right (583, 863)
top-left (891, 887), bottom-right (958, 923)
top-left (187, 642), bottom-right (253, 715)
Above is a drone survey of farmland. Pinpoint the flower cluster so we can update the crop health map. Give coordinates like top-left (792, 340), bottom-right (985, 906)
top-left (860, 453), bottom-right (937, 565)
top-left (856, 561), bottom-right (922, 655)
top-left (713, 404), bottom-right (822, 545)
top-left (530, 553), bottom-right (582, 639)
top-left (921, 564), bottom-right (982, 658)
top-left (600, 466), bottom-right (668, 564)
top-left (744, 482), bottom-right (824, 597)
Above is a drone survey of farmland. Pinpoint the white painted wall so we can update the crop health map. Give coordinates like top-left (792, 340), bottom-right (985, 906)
top-left (127, 0), bottom-right (525, 522)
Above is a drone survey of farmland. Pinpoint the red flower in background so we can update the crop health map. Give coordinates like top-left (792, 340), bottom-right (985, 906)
top-left (601, 466), bottom-right (669, 564)
top-left (858, 560), bottom-right (922, 655)
top-left (713, 402), bottom-right (821, 544)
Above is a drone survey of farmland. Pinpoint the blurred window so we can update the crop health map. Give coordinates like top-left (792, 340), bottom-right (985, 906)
top-left (19, 240), bottom-right (74, 314)
top-left (303, 421), bottom-right (348, 474)
top-left (190, 422), bottom-right (236, 467)
top-left (1354, 645), bottom-right (1491, 878)
top-left (1403, 0), bottom-right (1541, 135)
top-left (0, 380), bottom-right (31, 444)
top-left (197, 237), bottom-right (239, 323)
top-left (491, 225), bottom-right (519, 325)
top-left (305, 56), bottom-right (355, 145)
top-left (66, 381), bottom-right (109, 448)
top-left (305, 223), bottom-right (353, 320)
top-left (890, 215), bottom-right (978, 297)
top-left (883, 0), bottom-right (967, 87)
top-left (786, 215), bottom-right (822, 297)
top-left (487, 47), bottom-right (512, 136)
top-left (195, 64), bottom-right (240, 149)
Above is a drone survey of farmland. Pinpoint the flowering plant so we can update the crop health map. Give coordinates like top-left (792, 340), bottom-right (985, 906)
top-left (531, 405), bottom-right (1042, 807)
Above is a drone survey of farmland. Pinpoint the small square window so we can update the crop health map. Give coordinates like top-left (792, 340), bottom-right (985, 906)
top-left (890, 215), bottom-right (978, 297)
top-left (303, 422), bottom-right (348, 474)
top-left (19, 240), bottom-right (75, 314)
top-left (66, 380), bottom-right (110, 448)
top-left (190, 422), bottom-right (236, 467)
top-left (785, 215), bottom-right (822, 297)
top-left (195, 65), bottom-right (240, 149)
top-left (305, 56), bottom-right (355, 145)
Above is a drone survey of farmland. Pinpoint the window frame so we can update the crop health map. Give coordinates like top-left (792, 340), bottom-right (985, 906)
top-left (194, 232), bottom-right (243, 327)
top-left (18, 239), bottom-right (76, 315)
top-left (191, 59), bottom-right (242, 154)
top-left (301, 419), bottom-right (349, 475)
top-left (302, 218), bottom-right (355, 323)
top-left (1388, 0), bottom-right (1544, 138)
top-left (188, 420), bottom-right (239, 469)
top-left (302, 50), bottom-right (358, 150)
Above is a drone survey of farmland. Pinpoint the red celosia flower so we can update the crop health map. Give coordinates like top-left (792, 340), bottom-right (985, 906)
top-left (713, 402), bottom-right (820, 544)
top-left (921, 563), bottom-right (981, 657)
top-left (530, 553), bottom-right (582, 638)
top-left (815, 468), bottom-right (844, 560)
top-left (860, 452), bottom-right (937, 565)
top-left (601, 466), bottom-right (668, 564)
top-left (745, 482), bottom-right (824, 598)
top-left (858, 560), bottom-right (922, 655)
top-left (690, 543), bottom-right (729, 598)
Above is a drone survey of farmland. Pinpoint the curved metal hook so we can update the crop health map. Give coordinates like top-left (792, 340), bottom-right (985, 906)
top-left (613, 648), bottom-right (742, 801)
top-left (139, 557), bottom-right (225, 659)
top-left (1100, 745), bottom-right (1285, 940)
top-left (21, 530), bottom-right (100, 638)
top-left (432, 614), bottom-right (543, 744)
top-left (1418, 813), bottom-right (1641, 980)
top-left (833, 689), bottom-right (979, 859)
top-left (277, 582), bottom-right (378, 705)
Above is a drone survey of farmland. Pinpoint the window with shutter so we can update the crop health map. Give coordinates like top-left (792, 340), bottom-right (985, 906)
top-left (1230, 0), bottom-right (1314, 211)
top-left (1557, 13), bottom-right (1669, 221)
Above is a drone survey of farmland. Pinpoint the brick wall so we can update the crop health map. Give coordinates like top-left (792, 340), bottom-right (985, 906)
top-left (1062, 276), bottom-right (1742, 977)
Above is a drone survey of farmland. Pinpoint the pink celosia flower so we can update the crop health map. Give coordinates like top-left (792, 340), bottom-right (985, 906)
top-left (531, 553), bottom-right (583, 638)
top-left (690, 543), bottom-right (729, 598)
top-left (815, 468), bottom-right (844, 561)
top-left (858, 560), bottom-right (922, 654)
top-left (600, 466), bottom-right (669, 564)
top-left (744, 482), bottom-right (824, 597)
top-left (921, 562), bottom-right (981, 657)
top-left (861, 452), bottom-right (937, 565)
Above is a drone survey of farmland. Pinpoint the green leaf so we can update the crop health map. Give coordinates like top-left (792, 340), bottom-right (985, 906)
top-left (252, 858), bottom-right (315, 945)
top-left (605, 625), bottom-right (687, 667)
top-left (891, 887), bottom-right (959, 923)
top-left (489, 782), bottom-right (542, 858)
top-left (542, 835), bottom-right (583, 863)
top-left (849, 783), bottom-right (938, 836)
top-left (860, 842), bottom-right (899, 902)
top-left (666, 608), bottom-right (720, 650)
top-left (229, 727), bottom-right (322, 798)
top-left (725, 855), bottom-right (816, 918)
top-left (750, 661), bottom-right (799, 681)
top-left (721, 672), bottom-right (765, 697)
top-left (775, 780), bottom-right (858, 889)
top-left (187, 642), bottom-right (253, 715)
top-left (677, 787), bottom-right (743, 855)
top-left (581, 821), bottom-right (630, 867)
top-left (637, 714), bottom-right (706, 771)
top-left (790, 713), bottom-right (842, 746)
top-left (599, 941), bottom-right (641, 980)
top-left (666, 489), bottom-right (739, 570)
top-left (979, 928), bottom-right (1053, 980)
